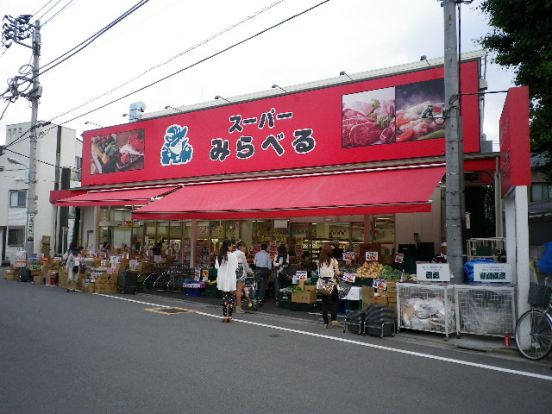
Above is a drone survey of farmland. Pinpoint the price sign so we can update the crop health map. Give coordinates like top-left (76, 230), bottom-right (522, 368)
top-left (416, 263), bottom-right (451, 282)
top-left (365, 251), bottom-right (379, 262)
top-left (194, 268), bottom-right (201, 281)
top-left (296, 270), bottom-right (308, 280)
top-left (394, 253), bottom-right (404, 264)
top-left (342, 252), bottom-right (355, 262)
top-left (473, 263), bottom-right (512, 283)
top-left (342, 272), bottom-right (356, 283)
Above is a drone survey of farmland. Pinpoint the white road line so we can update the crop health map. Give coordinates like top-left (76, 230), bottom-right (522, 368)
top-left (95, 293), bottom-right (552, 382)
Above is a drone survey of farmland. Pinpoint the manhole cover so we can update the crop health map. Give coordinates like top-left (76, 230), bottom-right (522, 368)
top-left (145, 307), bottom-right (190, 315)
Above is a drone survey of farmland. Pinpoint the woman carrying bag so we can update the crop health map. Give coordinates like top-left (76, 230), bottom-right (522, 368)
top-left (216, 240), bottom-right (239, 323)
top-left (318, 243), bottom-right (341, 329)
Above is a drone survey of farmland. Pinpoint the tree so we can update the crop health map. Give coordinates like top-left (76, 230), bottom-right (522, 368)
top-left (479, 0), bottom-right (552, 179)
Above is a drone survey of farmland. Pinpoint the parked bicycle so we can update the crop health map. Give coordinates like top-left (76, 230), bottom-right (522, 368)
top-left (514, 282), bottom-right (552, 360)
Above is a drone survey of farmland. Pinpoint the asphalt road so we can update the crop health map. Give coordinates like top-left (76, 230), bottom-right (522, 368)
top-left (1, 278), bottom-right (551, 414)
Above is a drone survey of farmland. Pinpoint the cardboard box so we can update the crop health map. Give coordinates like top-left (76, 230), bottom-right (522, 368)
top-left (5, 270), bottom-right (16, 280)
top-left (303, 285), bottom-right (316, 293)
top-left (292, 290), bottom-right (317, 304)
top-left (33, 275), bottom-right (44, 284)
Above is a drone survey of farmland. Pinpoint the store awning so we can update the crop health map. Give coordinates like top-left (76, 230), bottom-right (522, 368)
top-left (55, 186), bottom-right (179, 207)
top-left (132, 166), bottom-right (445, 220)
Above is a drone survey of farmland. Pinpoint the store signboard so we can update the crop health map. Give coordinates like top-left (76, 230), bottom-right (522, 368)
top-left (473, 263), bottom-right (512, 283)
top-left (394, 253), bottom-right (404, 264)
top-left (82, 60), bottom-right (481, 186)
top-left (342, 272), bottom-right (356, 283)
top-left (499, 86), bottom-right (531, 196)
top-left (416, 263), bottom-right (451, 282)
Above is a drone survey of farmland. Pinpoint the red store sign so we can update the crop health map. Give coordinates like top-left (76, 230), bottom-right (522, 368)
top-left (82, 60), bottom-right (481, 186)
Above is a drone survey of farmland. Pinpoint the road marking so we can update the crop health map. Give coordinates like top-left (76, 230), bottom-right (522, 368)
top-left (94, 293), bottom-right (552, 382)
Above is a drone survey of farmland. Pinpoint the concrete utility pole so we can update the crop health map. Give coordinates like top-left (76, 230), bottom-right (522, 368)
top-left (443, 1), bottom-right (464, 283)
top-left (25, 20), bottom-right (41, 257)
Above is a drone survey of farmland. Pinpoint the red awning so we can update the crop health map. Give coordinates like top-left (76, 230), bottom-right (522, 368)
top-left (132, 167), bottom-right (445, 220)
top-left (56, 186), bottom-right (178, 207)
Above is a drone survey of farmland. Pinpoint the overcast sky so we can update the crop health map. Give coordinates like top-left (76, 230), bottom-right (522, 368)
top-left (0, 0), bottom-right (516, 148)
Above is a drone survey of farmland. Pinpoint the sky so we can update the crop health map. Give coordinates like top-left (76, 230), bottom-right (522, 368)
top-left (0, 0), bottom-right (516, 149)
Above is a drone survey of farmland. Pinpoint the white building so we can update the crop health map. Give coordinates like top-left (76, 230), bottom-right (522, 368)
top-left (0, 122), bottom-right (82, 264)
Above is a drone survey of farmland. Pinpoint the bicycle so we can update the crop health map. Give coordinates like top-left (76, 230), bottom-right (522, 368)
top-left (514, 283), bottom-right (552, 360)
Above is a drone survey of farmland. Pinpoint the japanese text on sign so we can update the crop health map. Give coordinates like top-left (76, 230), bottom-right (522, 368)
top-left (365, 251), bottom-right (379, 262)
top-left (209, 108), bottom-right (317, 162)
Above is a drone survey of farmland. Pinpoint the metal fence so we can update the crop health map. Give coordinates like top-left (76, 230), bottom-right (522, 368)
top-left (454, 285), bottom-right (516, 337)
top-left (397, 283), bottom-right (456, 338)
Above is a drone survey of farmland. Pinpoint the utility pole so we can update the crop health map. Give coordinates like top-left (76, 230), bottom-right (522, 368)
top-left (443, 1), bottom-right (464, 283)
top-left (25, 20), bottom-right (41, 257)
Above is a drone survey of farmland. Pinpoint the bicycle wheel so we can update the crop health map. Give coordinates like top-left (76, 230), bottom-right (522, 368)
top-left (515, 309), bottom-right (552, 360)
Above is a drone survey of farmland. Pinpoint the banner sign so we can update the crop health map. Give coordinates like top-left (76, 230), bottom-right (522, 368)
top-left (473, 263), bottom-right (512, 283)
top-left (416, 263), bottom-right (451, 282)
top-left (296, 270), bottom-right (308, 280)
top-left (499, 86), bottom-right (531, 196)
top-left (81, 61), bottom-right (480, 186)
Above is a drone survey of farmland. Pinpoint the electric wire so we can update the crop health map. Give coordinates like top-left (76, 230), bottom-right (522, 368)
top-left (39, 0), bottom-right (151, 75)
top-left (50, 0), bottom-right (285, 121)
top-left (2, 0), bottom-right (331, 169)
top-left (42, 0), bottom-right (78, 27)
top-left (32, 0), bottom-right (58, 19)
top-left (58, 0), bottom-right (332, 125)
top-left (0, 101), bottom-right (11, 121)
top-left (34, 0), bottom-right (65, 23)
top-left (4, 147), bottom-right (79, 173)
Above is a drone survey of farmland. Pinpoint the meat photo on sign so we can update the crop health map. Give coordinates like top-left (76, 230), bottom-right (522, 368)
top-left (395, 79), bottom-right (445, 143)
top-left (90, 129), bottom-right (145, 175)
top-left (342, 87), bottom-right (396, 148)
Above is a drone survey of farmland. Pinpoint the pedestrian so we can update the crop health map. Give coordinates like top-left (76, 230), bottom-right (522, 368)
top-left (273, 244), bottom-right (290, 303)
top-left (65, 243), bottom-right (82, 293)
top-left (234, 240), bottom-right (254, 312)
top-left (432, 242), bottom-right (447, 263)
top-left (318, 243), bottom-right (341, 329)
top-left (216, 239), bottom-right (239, 323)
top-left (253, 243), bottom-right (272, 306)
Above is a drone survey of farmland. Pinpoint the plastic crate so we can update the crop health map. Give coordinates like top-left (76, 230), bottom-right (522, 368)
top-left (184, 288), bottom-right (203, 297)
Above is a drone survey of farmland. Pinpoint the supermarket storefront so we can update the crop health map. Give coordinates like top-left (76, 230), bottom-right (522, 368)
top-left (53, 53), bottom-right (500, 273)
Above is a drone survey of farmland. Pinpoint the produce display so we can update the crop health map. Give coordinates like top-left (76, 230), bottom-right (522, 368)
top-left (380, 265), bottom-right (402, 280)
top-left (90, 130), bottom-right (145, 174)
top-left (356, 262), bottom-right (383, 278)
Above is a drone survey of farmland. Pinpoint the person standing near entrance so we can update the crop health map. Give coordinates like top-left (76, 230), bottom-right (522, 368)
top-left (253, 243), bottom-right (272, 305)
top-left (216, 240), bottom-right (239, 323)
top-left (318, 243), bottom-right (341, 328)
top-left (273, 244), bottom-right (290, 303)
top-left (65, 243), bottom-right (82, 293)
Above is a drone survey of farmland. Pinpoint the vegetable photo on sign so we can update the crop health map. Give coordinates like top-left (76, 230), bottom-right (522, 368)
top-left (90, 129), bottom-right (145, 175)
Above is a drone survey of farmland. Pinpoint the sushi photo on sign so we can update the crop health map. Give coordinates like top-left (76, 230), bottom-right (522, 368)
top-left (341, 78), bottom-right (445, 148)
top-left (90, 129), bottom-right (145, 175)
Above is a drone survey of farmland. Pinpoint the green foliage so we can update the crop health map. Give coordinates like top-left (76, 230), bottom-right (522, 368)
top-left (479, 0), bottom-right (552, 178)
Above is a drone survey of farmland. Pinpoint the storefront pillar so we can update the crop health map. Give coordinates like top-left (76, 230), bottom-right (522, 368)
top-left (494, 160), bottom-right (504, 237)
top-left (93, 206), bottom-right (99, 253)
top-left (504, 186), bottom-right (530, 318)
top-left (190, 220), bottom-right (197, 268)
top-left (363, 215), bottom-right (373, 242)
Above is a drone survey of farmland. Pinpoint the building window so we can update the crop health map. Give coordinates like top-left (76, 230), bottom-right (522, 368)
top-left (74, 156), bottom-right (82, 181)
top-left (530, 183), bottom-right (552, 202)
top-left (7, 227), bottom-right (25, 246)
top-left (9, 190), bottom-right (26, 208)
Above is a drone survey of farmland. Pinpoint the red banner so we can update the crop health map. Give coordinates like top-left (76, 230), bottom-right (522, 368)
top-left (499, 86), bottom-right (531, 196)
top-left (82, 60), bottom-right (480, 186)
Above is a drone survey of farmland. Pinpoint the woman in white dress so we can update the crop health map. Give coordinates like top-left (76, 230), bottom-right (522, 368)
top-left (216, 240), bottom-right (239, 322)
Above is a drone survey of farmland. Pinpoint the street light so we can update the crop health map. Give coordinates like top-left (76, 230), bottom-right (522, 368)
top-left (420, 55), bottom-right (431, 66)
top-left (84, 121), bottom-right (104, 128)
top-left (271, 84), bottom-right (287, 92)
top-left (339, 71), bottom-right (353, 81)
top-left (214, 95), bottom-right (230, 103)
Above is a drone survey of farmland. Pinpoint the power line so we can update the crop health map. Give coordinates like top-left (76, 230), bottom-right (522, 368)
top-left (0, 101), bottom-right (11, 121)
top-left (40, 0), bottom-right (151, 75)
top-left (32, 0), bottom-right (58, 19)
top-left (4, 147), bottom-right (80, 172)
top-left (2, 0), bottom-right (331, 167)
top-left (34, 0), bottom-right (65, 22)
top-left (50, 0), bottom-right (285, 121)
top-left (42, 0), bottom-right (78, 27)
top-left (58, 0), bottom-right (332, 125)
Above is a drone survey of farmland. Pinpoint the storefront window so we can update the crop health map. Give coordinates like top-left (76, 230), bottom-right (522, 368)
top-left (145, 222), bottom-right (156, 249)
top-left (373, 216), bottom-right (395, 243)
